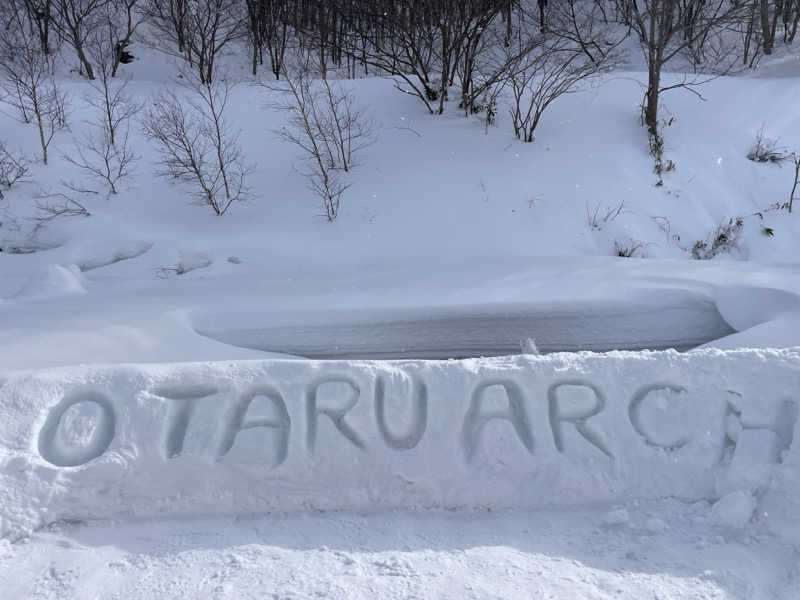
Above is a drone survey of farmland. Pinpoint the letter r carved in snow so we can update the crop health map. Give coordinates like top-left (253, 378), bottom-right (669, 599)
top-left (548, 380), bottom-right (613, 458)
top-left (306, 377), bottom-right (365, 452)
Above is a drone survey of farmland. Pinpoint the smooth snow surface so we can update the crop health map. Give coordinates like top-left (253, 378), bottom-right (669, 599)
top-left (196, 290), bottom-right (736, 358)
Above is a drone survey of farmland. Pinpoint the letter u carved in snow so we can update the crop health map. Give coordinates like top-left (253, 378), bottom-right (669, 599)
top-left (374, 374), bottom-right (428, 450)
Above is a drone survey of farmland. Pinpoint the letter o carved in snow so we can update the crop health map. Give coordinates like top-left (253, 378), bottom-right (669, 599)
top-left (38, 390), bottom-right (116, 467)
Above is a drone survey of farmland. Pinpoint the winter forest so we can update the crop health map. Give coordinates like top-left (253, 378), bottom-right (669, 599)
top-left (1, 0), bottom-right (800, 225)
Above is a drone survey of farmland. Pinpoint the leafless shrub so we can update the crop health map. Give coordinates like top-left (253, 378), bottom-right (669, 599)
top-left (65, 53), bottom-right (141, 196)
top-left (458, 26), bottom-right (525, 122)
top-left (63, 127), bottom-right (137, 195)
top-left (614, 238), bottom-right (646, 257)
top-left (691, 216), bottom-right (744, 259)
top-left (587, 200), bottom-right (625, 230)
top-left (86, 34), bottom-right (144, 147)
top-left (747, 128), bottom-right (788, 164)
top-left (508, 30), bottom-right (616, 143)
top-left (789, 153), bottom-right (800, 213)
top-left (649, 116), bottom-right (677, 182)
top-left (773, 152), bottom-right (800, 213)
top-left (0, 143), bottom-right (30, 197)
top-left (651, 215), bottom-right (682, 246)
top-left (30, 189), bottom-right (91, 232)
top-left (155, 255), bottom-right (212, 278)
top-left (142, 71), bottom-right (251, 215)
top-left (264, 63), bottom-right (376, 221)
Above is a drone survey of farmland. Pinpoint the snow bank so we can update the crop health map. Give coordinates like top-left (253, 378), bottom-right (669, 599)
top-left (1, 349), bottom-right (798, 537)
top-left (12, 265), bottom-right (87, 300)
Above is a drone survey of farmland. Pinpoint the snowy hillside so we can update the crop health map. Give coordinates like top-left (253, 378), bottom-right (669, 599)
top-left (2, 60), bottom-right (800, 368)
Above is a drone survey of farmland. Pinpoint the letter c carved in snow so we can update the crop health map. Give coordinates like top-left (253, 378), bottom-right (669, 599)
top-left (628, 383), bottom-right (690, 451)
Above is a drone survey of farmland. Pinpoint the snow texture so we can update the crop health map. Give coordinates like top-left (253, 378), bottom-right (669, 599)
top-left (2, 349), bottom-right (798, 548)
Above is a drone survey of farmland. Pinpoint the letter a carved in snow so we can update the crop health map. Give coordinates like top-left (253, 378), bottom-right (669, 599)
top-left (217, 385), bottom-right (291, 467)
top-left (461, 380), bottom-right (534, 461)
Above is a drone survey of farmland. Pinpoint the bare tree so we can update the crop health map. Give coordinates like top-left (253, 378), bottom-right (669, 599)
top-left (144, 0), bottom-right (244, 83)
top-left (457, 13), bottom-right (527, 116)
top-left (0, 142), bottom-right (29, 199)
top-left (142, 70), bottom-right (251, 215)
top-left (141, 0), bottom-right (189, 55)
top-left (508, 27), bottom-right (617, 142)
top-left (760, 0), bottom-right (783, 54)
top-left (244, 0), bottom-right (290, 78)
top-left (0, 9), bottom-right (68, 165)
top-left (264, 62), bottom-right (376, 220)
top-left (627, 0), bottom-right (744, 160)
top-left (103, 0), bottom-right (143, 76)
top-left (31, 189), bottom-right (91, 231)
top-left (340, 1), bottom-right (441, 114)
top-left (19, 0), bottom-right (58, 56)
top-left (86, 26), bottom-right (143, 146)
top-left (63, 125), bottom-right (137, 195)
top-left (54, 0), bottom-right (111, 79)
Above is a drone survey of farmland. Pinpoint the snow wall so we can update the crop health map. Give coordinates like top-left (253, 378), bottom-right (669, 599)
top-left (1, 349), bottom-right (799, 537)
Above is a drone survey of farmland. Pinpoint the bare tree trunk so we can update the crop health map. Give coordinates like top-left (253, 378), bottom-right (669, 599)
top-left (761, 0), bottom-right (775, 53)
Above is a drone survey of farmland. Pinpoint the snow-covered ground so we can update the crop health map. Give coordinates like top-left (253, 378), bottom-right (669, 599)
top-left (3, 42), bottom-right (800, 599)
top-left (2, 351), bottom-right (799, 598)
top-left (4, 501), bottom-right (799, 600)
top-left (3, 51), bottom-right (800, 365)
